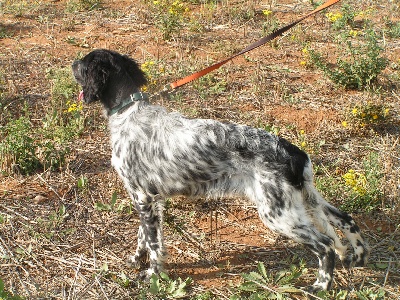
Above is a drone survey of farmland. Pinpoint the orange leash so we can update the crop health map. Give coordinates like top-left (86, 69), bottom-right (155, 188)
top-left (169, 0), bottom-right (341, 90)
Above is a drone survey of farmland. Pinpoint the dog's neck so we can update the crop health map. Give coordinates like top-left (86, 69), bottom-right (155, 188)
top-left (102, 77), bottom-right (148, 116)
top-left (108, 92), bottom-right (149, 116)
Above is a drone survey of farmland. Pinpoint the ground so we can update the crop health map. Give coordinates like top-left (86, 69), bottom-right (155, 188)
top-left (0, 0), bottom-right (399, 299)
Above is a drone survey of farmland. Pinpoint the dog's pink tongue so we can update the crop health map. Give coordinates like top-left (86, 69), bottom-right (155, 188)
top-left (78, 91), bottom-right (84, 101)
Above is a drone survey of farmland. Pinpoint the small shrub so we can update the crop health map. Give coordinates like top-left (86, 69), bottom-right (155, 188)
top-left (341, 152), bottom-right (384, 211)
top-left (0, 114), bottom-right (41, 175)
top-left (325, 4), bottom-right (373, 31)
top-left (384, 19), bottom-right (400, 39)
top-left (230, 262), bottom-right (304, 299)
top-left (137, 272), bottom-right (192, 299)
top-left (141, 60), bottom-right (165, 92)
top-left (0, 67), bottom-right (83, 174)
top-left (342, 102), bottom-right (390, 129)
top-left (262, 9), bottom-right (280, 36)
top-left (65, 0), bottom-right (102, 12)
top-left (150, 0), bottom-right (189, 40)
top-left (0, 278), bottom-right (24, 300)
top-left (308, 29), bottom-right (388, 90)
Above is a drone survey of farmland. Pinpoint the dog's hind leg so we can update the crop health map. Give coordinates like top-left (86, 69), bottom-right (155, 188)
top-left (127, 192), bottom-right (166, 279)
top-left (303, 167), bottom-right (369, 268)
top-left (254, 185), bottom-right (337, 291)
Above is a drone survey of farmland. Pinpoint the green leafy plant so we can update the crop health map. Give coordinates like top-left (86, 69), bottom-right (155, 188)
top-left (143, 272), bottom-right (192, 299)
top-left (342, 102), bottom-right (390, 129)
top-left (262, 9), bottom-right (280, 36)
top-left (151, 0), bottom-right (189, 40)
top-left (94, 191), bottom-right (117, 211)
top-left (0, 278), bottom-right (24, 300)
top-left (66, 0), bottom-right (102, 12)
top-left (0, 114), bottom-right (41, 175)
top-left (308, 29), bottom-right (388, 90)
top-left (94, 191), bottom-right (132, 213)
top-left (341, 152), bottom-right (384, 211)
top-left (230, 262), bottom-right (304, 299)
top-left (355, 288), bottom-right (385, 300)
top-left (384, 18), bottom-right (400, 39)
top-left (0, 67), bottom-right (83, 174)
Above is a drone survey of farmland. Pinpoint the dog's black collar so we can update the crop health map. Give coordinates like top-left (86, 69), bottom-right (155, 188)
top-left (109, 92), bottom-right (149, 116)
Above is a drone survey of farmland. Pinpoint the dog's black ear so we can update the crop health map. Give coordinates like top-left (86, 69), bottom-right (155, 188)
top-left (84, 59), bottom-right (110, 103)
top-left (121, 55), bottom-right (148, 88)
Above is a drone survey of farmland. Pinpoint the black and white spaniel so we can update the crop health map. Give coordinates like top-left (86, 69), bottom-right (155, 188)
top-left (72, 49), bottom-right (369, 292)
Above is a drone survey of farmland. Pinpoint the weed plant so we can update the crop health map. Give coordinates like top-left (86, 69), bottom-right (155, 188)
top-left (230, 261), bottom-right (304, 299)
top-left (0, 67), bottom-right (83, 174)
top-left (0, 278), bottom-right (24, 300)
top-left (0, 111), bottom-right (41, 175)
top-left (384, 18), bottom-right (400, 39)
top-left (307, 4), bottom-right (388, 90)
top-left (149, 0), bottom-right (189, 40)
top-left (308, 29), bottom-right (388, 90)
top-left (65, 0), bottom-right (102, 12)
top-left (341, 152), bottom-right (384, 211)
top-left (315, 151), bottom-right (384, 212)
top-left (342, 102), bottom-right (391, 129)
top-left (262, 9), bottom-right (280, 36)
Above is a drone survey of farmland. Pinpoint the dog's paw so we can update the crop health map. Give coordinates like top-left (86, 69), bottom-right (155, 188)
top-left (136, 268), bottom-right (157, 281)
top-left (343, 244), bottom-right (370, 269)
top-left (126, 255), bottom-right (143, 269)
top-left (342, 253), bottom-right (354, 269)
top-left (302, 280), bottom-right (329, 294)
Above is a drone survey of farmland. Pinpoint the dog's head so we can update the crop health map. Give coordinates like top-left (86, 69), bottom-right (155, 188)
top-left (72, 49), bottom-right (147, 109)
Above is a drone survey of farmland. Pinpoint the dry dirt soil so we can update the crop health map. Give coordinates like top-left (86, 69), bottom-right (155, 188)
top-left (1, 0), bottom-right (400, 299)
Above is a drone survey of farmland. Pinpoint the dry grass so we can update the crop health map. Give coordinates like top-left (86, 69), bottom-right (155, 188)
top-left (1, 0), bottom-right (399, 299)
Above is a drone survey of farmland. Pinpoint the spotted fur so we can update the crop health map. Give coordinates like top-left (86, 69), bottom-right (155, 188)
top-left (72, 49), bottom-right (369, 292)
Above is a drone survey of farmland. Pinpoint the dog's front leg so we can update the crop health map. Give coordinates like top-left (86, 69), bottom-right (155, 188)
top-left (128, 192), bottom-right (166, 279)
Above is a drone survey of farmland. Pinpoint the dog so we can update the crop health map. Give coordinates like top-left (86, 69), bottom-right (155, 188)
top-left (72, 49), bottom-right (369, 292)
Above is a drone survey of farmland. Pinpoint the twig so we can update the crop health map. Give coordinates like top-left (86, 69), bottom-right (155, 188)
top-left (2, 206), bottom-right (30, 221)
top-left (36, 173), bottom-right (64, 201)
top-left (68, 254), bottom-right (84, 300)
top-left (37, 254), bottom-right (98, 272)
top-left (383, 258), bottom-right (392, 287)
top-left (95, 275), bottom-right (110, 300)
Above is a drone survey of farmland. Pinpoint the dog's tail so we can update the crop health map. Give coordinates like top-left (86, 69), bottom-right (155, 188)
top-left (276, 137), bottom-right (309, 188)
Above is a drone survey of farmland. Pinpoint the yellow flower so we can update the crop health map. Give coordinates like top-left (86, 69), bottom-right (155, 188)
top-left (343, 169), bottom-right (367, 196)
top-left (299, 60), bottom-right (307, 66)
top-left (349, 30), bottom-right (358, 37)
top-left (299, 129), bottom-right (305, 135)
top-left (384, 108), bottom-right (389, 117)
top-left (302, 47), bottom-right (308, 54)
top-left (262, 10), bottom-right (272, 17)
top-left (351, 108), bottom-right (358, 115)
top-left (66, 100), bottom-right (83, 113)
top-left (372, 114), bottom-right (378, 120)
top-left (326, 12), bottom-right (343, 23)
top-left (301, 141), bottom-right (306, 148)
top-left (342, 121), bottom-right (348, 128)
